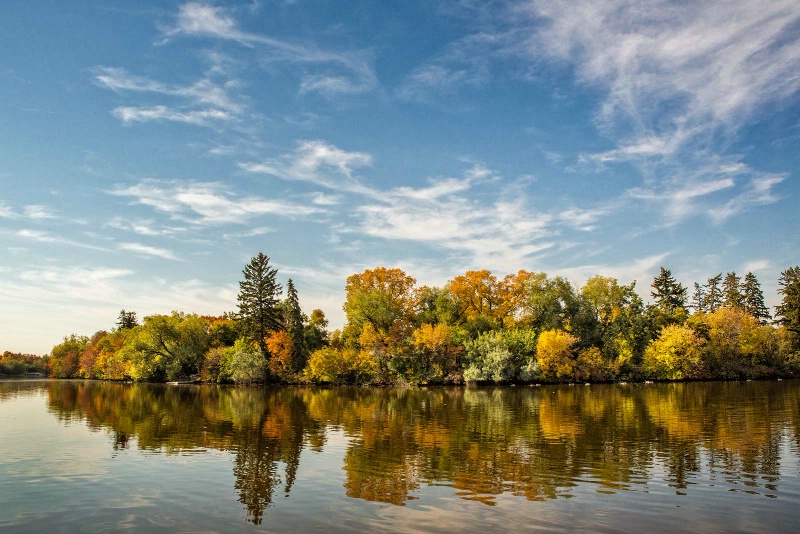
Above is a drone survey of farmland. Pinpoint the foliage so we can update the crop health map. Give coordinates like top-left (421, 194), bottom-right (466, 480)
top-left (776, 266), bottom-right (800, 340)
top-left (536, 329), bottom-right (577, 381)
top-left (742, 272), bottom-right (771, 323)
top-left (221, 339), bottom-right (267, 384)
top-left (641, 325), bottom-right (705, 380)
top-left (283, 279), bottom-right (307, 373)
top-left (304, 347), bottom-right (377, 385)
top-left (49, 335), bottom-right (90, 378)
top-left (29, 259), bottom-right (798, 386)
top-left (124, 312), bottom-right (210, 382)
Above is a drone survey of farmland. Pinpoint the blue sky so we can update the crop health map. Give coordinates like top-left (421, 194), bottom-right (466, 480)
top-left (2, 1), bottom-right (799, 354)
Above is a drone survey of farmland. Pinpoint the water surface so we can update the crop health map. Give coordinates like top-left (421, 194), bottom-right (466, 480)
top-left (1, 379), bottom-right (799, 532)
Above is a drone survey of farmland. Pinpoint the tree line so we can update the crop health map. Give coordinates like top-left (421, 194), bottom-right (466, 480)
top-left (42, 254), bottom-right (800, 385)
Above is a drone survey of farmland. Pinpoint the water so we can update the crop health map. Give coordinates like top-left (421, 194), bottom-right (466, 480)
top-left (1, 380), bottom-right (799, 532)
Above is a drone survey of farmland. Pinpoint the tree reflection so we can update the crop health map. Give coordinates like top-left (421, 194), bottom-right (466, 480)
top-left (38, 380), bottom-right (800, 523)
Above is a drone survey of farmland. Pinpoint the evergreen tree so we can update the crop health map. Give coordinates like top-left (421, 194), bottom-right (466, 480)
top-left (284, 279), bottom-right (307, 373)
top-left (704, 274), bottom-right (723, 312)
top-left (776, 266), bottom-right (800, 337)
top-left (650, 267), bottom-right (687, 313)
top-left (690, 282), bottom-right (706, 313)
top-left (116, 309), bottom-right (139, 330)
top-left (237, 253), bottom-right (283, 355)
top-left (722, 271), bottom-right (744, 309)
top-left (742, 272), bottom-right (771, 323)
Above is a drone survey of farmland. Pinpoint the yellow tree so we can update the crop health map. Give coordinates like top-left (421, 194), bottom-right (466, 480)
top-left (448, 269), bottom-right (504, 329)
top-left (265, 330), bottom-right (294, 379)
top-left (642, 324), bottom-right (705, 380)
top-left (536, 329), bottom-right (577, 381)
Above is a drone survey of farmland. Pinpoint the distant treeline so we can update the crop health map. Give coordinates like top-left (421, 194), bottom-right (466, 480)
top-left (40, 255), bottom-right (800, 385)
top-left (0, 352), bottom-right (48, 376)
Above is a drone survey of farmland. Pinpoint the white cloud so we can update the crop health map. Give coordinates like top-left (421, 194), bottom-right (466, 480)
top-left (240, 140), bottom-right (373, 193)
top-left (742, 259), bottom-right (771, 273)
top-left (118, 242), bottom-right (182, 261)
top-left (23, 205), bottom-right (58, 220)
top-left (109, 179), bottom-right (324, 225)
top-left (94, 66), bottom-right (244, 128)
top-left (0, 264), bottom-right (237, 353)
top-left (708, 174), bottom-right (785, 224)
top-left (112, 105), bottom-right (232, 126)
top-left (557, 253), bottom-right (670, 291)
top-left (163, 2), bottom-right (377, 96)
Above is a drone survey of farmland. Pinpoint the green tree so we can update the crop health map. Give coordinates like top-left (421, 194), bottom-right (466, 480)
top-left (116, 309), bottom-right (139, 330)
top-left (284, 279), bottom-right (307, 373)
top-left (690, 282), bottom-right (706, 313)
top-left (742, 272), bottom-right (771, 323)
top-left (776, 266), bottom-right (800, 349)
top-left (304, 309), bottom-right (330, 353)
top-left (649, 267), bottom-right (688, 327)
top-left (238, 253), bottom-right (283, 355)
top-left (651, 267), bottom-right (687, 314)
top-left (703, 274), bottom-right (723, 312)
top-left (722, 272), bottom-right (744, 309)
top-left (125, 313), bottom-right (209, 381)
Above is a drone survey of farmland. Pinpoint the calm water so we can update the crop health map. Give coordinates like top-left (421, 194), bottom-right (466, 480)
top-left (1, 380), bottom-right (799, 532)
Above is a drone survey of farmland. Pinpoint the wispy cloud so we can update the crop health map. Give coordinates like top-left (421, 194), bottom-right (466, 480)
top-left (14, 229), bottom-right (107, 251)
top-left (109, 179), bottom-right (324, 225)
top-left (93, 65), bottom-right (244, 128)
top-left (240, 140), bottom-right (374, 193)
top-left (0, 203), bottom-right (59, 221)
top-left (162, 2), bottom-right (377, 97)
top-left (112, 105), bottom-right (233, 126)
top-left (522, 0), bottom-right (799, 222)
top-left (118, 242), bottom-right (182, 261)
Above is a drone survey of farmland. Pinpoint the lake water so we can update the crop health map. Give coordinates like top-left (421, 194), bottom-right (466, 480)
top-left (1, 380), bottom-right (799, 532)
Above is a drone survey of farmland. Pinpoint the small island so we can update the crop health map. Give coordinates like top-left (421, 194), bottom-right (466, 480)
top-left (10, 253), bottom-right (797, 387)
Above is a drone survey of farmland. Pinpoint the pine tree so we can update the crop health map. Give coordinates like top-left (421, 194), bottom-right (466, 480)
top-left (690, 282), bottom-right (706, 313)
top-left (776, 266), bottom-right (800, 337)
top-left (704, 274), bottom-right (723, 312)
top-left (237, 253), bottom-right (283, 355)
top-left (651, 267), bottom-right (687, 313)
top-left (284, 279), bottom-right (307, 373)
top-left (742, 272), bottom-right (771, 323)
top-left (722, 271), bottom-right (744, 309)
top-left (116, 309), bottom-right (139, 330)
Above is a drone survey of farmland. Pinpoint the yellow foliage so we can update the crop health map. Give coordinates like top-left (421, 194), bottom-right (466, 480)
top-left (305, 347), bottom-right (377, 384)
top-left (265, 330), bottom-right (293, 378)
top-left (536, 329), bottom-right (577, 381)
top-left (642, 325), bottom-right (704, 380)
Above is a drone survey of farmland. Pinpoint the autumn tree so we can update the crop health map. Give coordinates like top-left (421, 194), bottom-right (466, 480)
top-left (48, 335), bottom-right (90, 378)
top-left (742, 272), bottom-right (771, 323)
top-left (344, 267), bottom-right (416, 334)
top-left (238, 253), bottom-right (283, 355)
top-left (641, 325), bottom-right (705, 380)
top-left (304, 309), bottom-right (330, 354)
top-left (536, 329), bottom-right (577, 381)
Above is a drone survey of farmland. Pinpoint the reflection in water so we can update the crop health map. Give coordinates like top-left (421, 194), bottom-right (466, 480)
top-left (9, 380), bottom-right (799, 524)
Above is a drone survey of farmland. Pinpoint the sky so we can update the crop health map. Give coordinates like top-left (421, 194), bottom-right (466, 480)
top-left (1, 0), bottom-right (799, 355)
